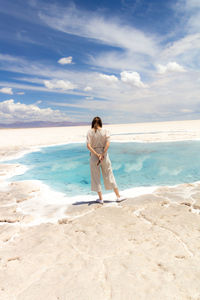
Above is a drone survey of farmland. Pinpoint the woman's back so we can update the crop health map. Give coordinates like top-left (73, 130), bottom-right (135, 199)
top-left (87, 128), bottom-right (110, 149)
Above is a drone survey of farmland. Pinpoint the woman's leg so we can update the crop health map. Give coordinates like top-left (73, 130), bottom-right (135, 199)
top-left (90, 155), bottom-right (101, 192)
top-left (97, 191), bottom-right (103, 201)
top-left (101, 154), bottom-right (117, 190)
top-left (101, 155), bottom-right (125, 201)
top-left (113, 187), bottom-right (120, 198)
top-left (90, 154), bottom-right (104, 203)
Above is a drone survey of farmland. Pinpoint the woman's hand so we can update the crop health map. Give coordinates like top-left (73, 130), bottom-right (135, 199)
top-left (97, 154), bottom-right (103, 160)
top-left (99, 154), bottom-right (104, 161)
top-left (97, 153), bottom-right (104, 165)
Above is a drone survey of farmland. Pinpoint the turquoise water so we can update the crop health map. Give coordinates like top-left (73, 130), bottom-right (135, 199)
top-left (8, 141), bottom-right (200, 196)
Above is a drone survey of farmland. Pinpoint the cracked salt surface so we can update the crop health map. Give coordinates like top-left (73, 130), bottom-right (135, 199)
top-left (134, 207), bottom-right (195, 258)
top-left (0, 232), bottom-right (20, 248)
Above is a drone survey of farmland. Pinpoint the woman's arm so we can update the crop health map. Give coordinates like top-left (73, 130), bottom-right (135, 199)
top-left (87, 143), bottom-right (101, 158)
top-left (103, 141), bottom-right (110, 155)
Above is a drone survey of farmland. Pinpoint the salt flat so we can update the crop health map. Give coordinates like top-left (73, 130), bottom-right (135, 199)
top-left (0, 119), bottom-right (200, 299)
top-left (1, 120), bottom-right (200, 158)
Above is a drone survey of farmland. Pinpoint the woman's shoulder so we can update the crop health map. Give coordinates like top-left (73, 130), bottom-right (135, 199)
top-left (87, 128), bottom-right (94, 134)
top-left (87, 128), bottom-right (109, 135)
top-left (100, 127), bottom-right (108, 132)
top-left (101, 128), bottom-right (110, 137)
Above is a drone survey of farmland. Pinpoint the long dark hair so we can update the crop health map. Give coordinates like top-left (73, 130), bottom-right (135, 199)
top-left (91, 116), bottom-right (102, 131)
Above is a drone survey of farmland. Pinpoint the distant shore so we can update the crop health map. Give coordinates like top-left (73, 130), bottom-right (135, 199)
top-left (1, 119), bottom-right (200, 160)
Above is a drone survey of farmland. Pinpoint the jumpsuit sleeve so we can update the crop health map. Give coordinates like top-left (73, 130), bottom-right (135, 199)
top-left (86, 130), bottom-right (91, 144)
top-left (105, 129), bottom-right (111, 142)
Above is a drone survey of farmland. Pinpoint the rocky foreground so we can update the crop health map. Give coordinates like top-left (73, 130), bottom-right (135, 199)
top-left (0, 178), bottom-right (200, 300)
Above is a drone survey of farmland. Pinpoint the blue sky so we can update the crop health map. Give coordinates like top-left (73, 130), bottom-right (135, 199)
top-left (0, 0), bottom-right (200, 124)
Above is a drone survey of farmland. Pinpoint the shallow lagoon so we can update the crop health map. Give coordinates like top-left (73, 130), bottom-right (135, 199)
top-left (10, 141), bottom-right (200, 196)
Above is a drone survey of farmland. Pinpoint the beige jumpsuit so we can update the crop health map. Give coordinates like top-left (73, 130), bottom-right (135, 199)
top-left (87, 128), bottom-right (118, 192)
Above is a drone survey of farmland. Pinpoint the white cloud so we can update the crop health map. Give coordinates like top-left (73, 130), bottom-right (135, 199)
top-left (89, 50), bottom-right (150, 72)
top-left (180, 108), bottom-right (193, 113)
top-left (0, 87), bottom-right (13, 95)
top-left (120, 71), bottom-right (147, 88)
top-left (157, 62), bottom-right (186, 74)
top-left (0, 53), bottom-right (24, 63)
top-left (58, 56), bottom-right (73, 65)
top-left (0, 53), bottom-right (199, 123)
top-left (99, 74), bottom-right (118, 83)
top-left (39, 5), bottom-right (158, 57)
top-left (35, 100), bottom-right (42, 104)
top-left (47, 68), bottom-right (200, 122)
top-left (84, 86), bottom-right (92, 92)
top-left (0, 99), bottom-right (69, 124)
top-left (0, 54), bottom-right (79, 92)
top-left (16, 91), bottom-right (25, 95)
top-left (185, 0), bottom-right (200, 9)
top-left (160, 1), bottom-right (200, 73)
top-left (50, 99), bottom-right (110, 111)
top-left (162, 34), bottom-right (200, 59)
top-left (179, 0), bottom-right (200, 33)
top-left (38, 4), bottom-right (159, 75)
top-left (44, 79), bottom-right (76, 90)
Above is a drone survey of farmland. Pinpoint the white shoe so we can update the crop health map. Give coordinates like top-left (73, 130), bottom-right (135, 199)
top-left (116, 196), bottom-right (126, 202)
top-left (96, 199), bottom-right (104, 204)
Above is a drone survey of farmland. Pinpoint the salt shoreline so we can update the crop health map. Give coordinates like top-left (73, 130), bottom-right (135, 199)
top-left (1, 120), bottom-right (200, 299)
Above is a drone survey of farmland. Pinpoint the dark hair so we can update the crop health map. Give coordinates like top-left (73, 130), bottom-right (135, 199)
top-left (91, 116), bottom-right (102, 131)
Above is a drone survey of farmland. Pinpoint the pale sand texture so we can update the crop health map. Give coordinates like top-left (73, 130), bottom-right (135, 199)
top-left (0, 120), bottom-right (200, 299)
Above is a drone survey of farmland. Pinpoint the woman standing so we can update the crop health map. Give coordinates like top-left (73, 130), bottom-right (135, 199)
top-left (86, 116), bottom-right (125, 204)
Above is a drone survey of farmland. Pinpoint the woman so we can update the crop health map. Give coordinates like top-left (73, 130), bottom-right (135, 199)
top-left (86, 116), bottom-right (125, 204)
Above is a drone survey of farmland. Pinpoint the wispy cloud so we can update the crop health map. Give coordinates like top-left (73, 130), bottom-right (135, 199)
top-left (161, 0), bottom-right (200, 67)
top-left (39, 4), bottom-right (159, 56)
top-left (38, 3), bottom-right (160, 77)
top-left (177, 0), bottom-right (200, 33)
top-left (161, 34), bottom-right (200, 60)
top-left (89, 50), bottom-right (152, 72)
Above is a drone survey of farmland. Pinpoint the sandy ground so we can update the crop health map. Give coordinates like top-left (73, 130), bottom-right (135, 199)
top-left (0, 119), bottom-right (200, 300)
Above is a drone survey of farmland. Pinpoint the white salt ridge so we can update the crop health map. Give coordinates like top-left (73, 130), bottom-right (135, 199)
top-left (0, 164), bottom-right (28, 180)
top-left (17, 180), bottom-right (200, 226)
top-left (15, 179), bottom-right (158, 226)
top-left (0, 148), bottom-right (41, 163)
top-left (0, 140), bottom-right (84, 163)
